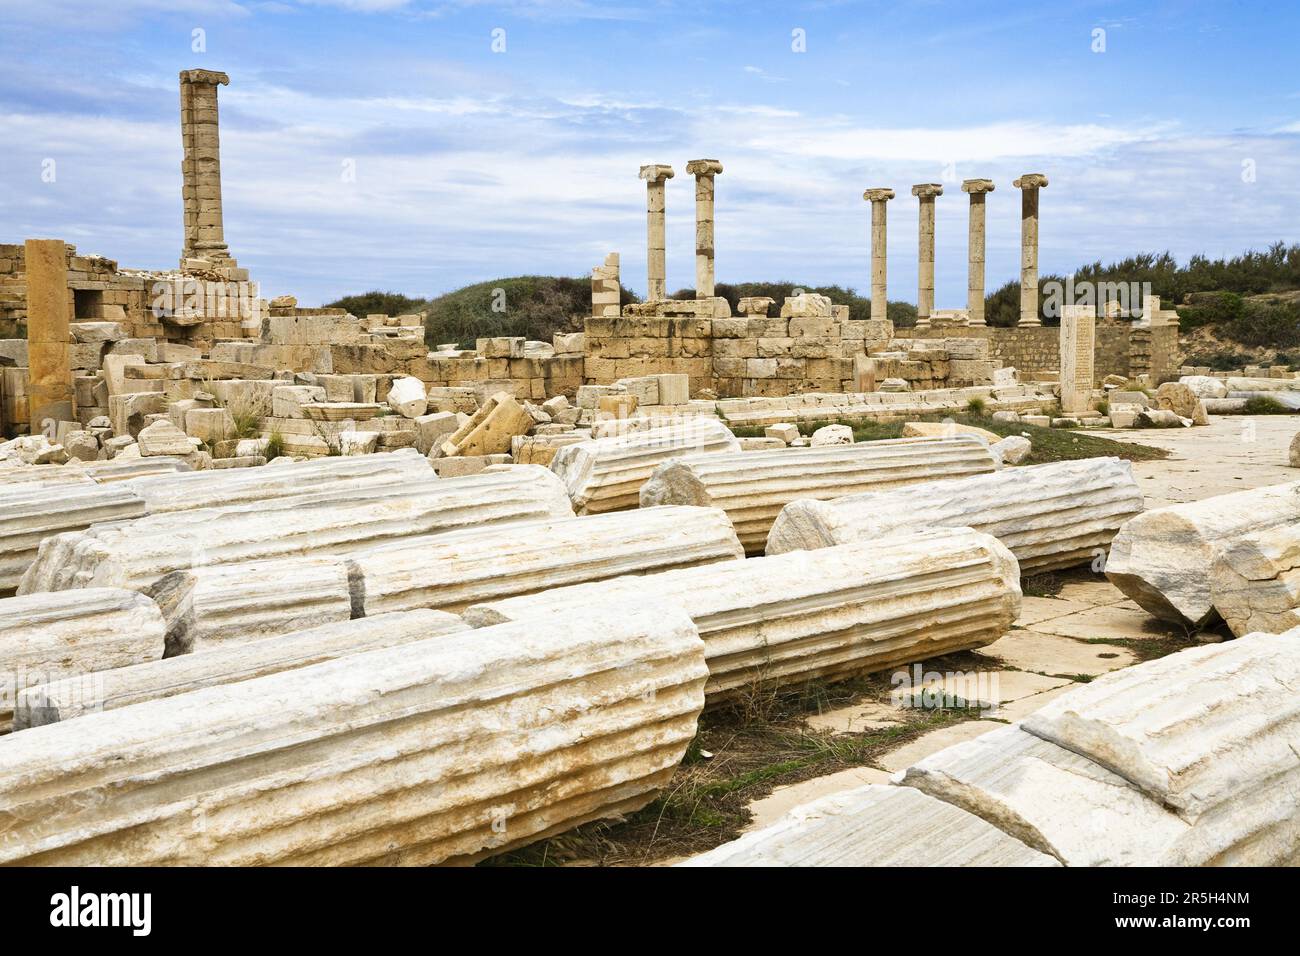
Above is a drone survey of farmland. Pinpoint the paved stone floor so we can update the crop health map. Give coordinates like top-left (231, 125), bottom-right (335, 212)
top-left (738, 414), bottom-right (1296, 833)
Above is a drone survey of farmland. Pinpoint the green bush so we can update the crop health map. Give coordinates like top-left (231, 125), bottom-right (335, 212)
top-left (422, 276), bottom-right (631, 349)
top-left (325, 290), bottom-right (425, 318)
top-left (1243, 395), bottom-right (1294, 415)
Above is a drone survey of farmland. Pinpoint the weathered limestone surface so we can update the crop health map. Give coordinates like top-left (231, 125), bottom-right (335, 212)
top-left (1020, 634), bottom-right (1300, 864)
top-left (1104, 480), bottom-right (1300, 626)
top-left (1, 451), bottom-right (436, 593)
top-left (862, 188), bottom-right (895, 323)
top-left (638, 436), bottom-right (999, 553)
top-left (0, 484), bottom-right (147, 593)
top-left (125, 446), bottom-right (436, 513)
top-left (148, 557), bottom-right (355, 654)
top-left (19, 465), bottom-right (572, 594)
top-left (466, 529), bottom-right (1020, 701)
top-left (16, 609), bottom-right (467, 730)
top-left (680, 784), bottom-right (1057, 867)
top-left (159, 506), bottom-right (743, 648)
top-left (767, 458), bottom-right (1143, 573)
top-left (0, 588), bottom-right (166, 731)
top-left (900, 725), bottom-right (1191, 866)
top-left (0, 607), bottom-right (709, 866)
top-left (1211, 522), bottom-right (1300, 636)
top-left (550, 417), bottom-right (741, 514)
top-left (356, 505), bottom-right (743, 616)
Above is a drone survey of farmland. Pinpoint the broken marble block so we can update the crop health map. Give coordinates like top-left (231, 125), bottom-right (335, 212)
top-left (679, 784), bottom-right (1057, 867)
top-left (136, 420), bottom-right (201, 457)
top-left (386, 376), bottom-right (428, 418)
top-left (1104, 479), bottom-right (1300, 626)
top-left (549, 417), bottom-right (741, 514)
top-left (1018, 633), bottom-right (1300, 865)
top-left (767, 457), bottom-right (1144, 573)
top-left (438, 391), bottom-right (533, 458)
top-left (1210, 522), bottom-right (1300, 636)
top-left (15, 609), bottom-right (468, 729)
top-left (0, 605), bottom-right (707, 865)
top-left (0, 588), bottom-right (166, 732)
top-left (639, 435), bottom-right (999, 554)
top-left (465, 528), bottom-right (1020, 702)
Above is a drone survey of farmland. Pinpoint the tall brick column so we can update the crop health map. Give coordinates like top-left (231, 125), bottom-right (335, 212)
top-left (639, 164), bottom-right (674, 302)
top-left (179, 69), bottom-right (242, 278)
top-left (24, 239), bottom-right (74, 432)
top-left (961, 179), bottom-right (995, 326)
top-left (1014, 173), bottom-right (1049, 327)
top-left (911, 183), bottom-right (943, 330)
top-left (685, 159), bottom-right (723, 298)
top-left (863, 188), bottom-right (895, 323)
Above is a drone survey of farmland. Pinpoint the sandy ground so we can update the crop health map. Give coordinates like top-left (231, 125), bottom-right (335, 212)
top-left (726, 414), bottom-right (1299, 845)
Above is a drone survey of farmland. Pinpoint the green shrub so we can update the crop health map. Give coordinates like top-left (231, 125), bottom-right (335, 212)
top-left (325, 290), bottom-right (425, 318)
top-left (1243, 395), bottom-right (1294, 415)
top-left (966, 397), bottom-right (986, 415)
top-left (264, 430), bottom-right (286, 461)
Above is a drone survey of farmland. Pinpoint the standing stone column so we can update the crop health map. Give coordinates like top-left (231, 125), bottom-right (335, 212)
top-left (685, 159), bottom-right (723, 298)
top-left (179, 69), bottom-right (241, 277)
top-left (961, 179), bottom-right (994, 327)
top-left (638, 164), bottom-right (674, 302)
top-left (863, 188), bottom-right (895, 323)
top-left (911, 184), bottom-right (943, 330)
top-left (24, 239), bottom-right (74, 432)
top-left (1013, 173), bottom-right (1049, 327)
top-left (1059, 304), bottom-right (1095, 415)
top-left (591, 253), bottom-right (621, 318)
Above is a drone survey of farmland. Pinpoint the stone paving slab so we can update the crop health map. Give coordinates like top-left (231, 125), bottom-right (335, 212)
top-left (805, 700), bottom-right (906, 734)
top-left (1053, 578), bottom-right (1132, 607)
top-left (744, 766), bottom-right (893, 831)
top-left (1015, 596), bottom-right (1094, 626)
top-left (1032, 603), bottom-right (1173, 641)
top-left (978, 629), bottom-right (1138, 677)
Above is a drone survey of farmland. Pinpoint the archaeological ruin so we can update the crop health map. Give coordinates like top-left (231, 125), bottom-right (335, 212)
top-left (2, 64), bottom-right (1299, 877)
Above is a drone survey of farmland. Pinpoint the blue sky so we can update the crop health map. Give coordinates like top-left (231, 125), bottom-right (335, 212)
top-left (1, 0), bottom-right (1297, 306)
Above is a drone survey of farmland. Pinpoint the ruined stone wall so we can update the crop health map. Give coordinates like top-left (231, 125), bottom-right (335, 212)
top-left (942, 324), bottom-right (1178, 383)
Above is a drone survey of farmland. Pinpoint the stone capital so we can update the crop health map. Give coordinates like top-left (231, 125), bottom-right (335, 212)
top-left (685, 158), bottom-right (724, 178)
top-left (961, 178), bottom-right (995, 194)
top-left (179, 69), bottom-right (230, 87)
top-left (1013, 173), bottom-right (1049, 190)
top-left (911, 183), bottom-right (943, 199)
top-left (863, 188), bottom-right (896, 202)
top-left (639, 164), bottom-right (675, 183)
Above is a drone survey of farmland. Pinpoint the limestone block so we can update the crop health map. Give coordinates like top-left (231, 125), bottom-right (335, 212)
top-left (19, 465), bottom-right (571, 594)
top-left (109, 391), bottom-right (167, 437)
top-left (1020, 633), bottom-right (1300, 863)
top-left (136, 420), bottom-right (201, 457)
top-left (1180, 375), bottom-right (1229, 400)
top-left (768, 458), bottom-right (1143, 573)
top-left (1104, 480), bottom-right (1300, 626)
top-left (991, 435), bottom-right (1031, 465)
top-left (0, 588), bottom-right (166, 731)
top-left (679, 785), bottom-right (1056, 867)
top-left (387, 376), bottom-right (428, 418)
top-left (467, 528), bottom-right (1019, 700)
top-left (900, 725), bottom-right (1194, 866)
top-left (16, 609), bottom-right (467, 729)
top-left (901, 420), bottom-right (999, 444)
top-left (549, 417), bottom-right (741, 514)
top-left (0, 606), bottom-right (707, 866)
top-left (1211, 523), bottom-right (1300, 635)
top-left (657, 373), bottom-right (690, 405)
top-left (640, 436), bottom-right (1000, 554)
top-left (1155, 382), bottom-right (1208, 424)
top-left (765, 423), bottom-right (799, 444)
top-left (810, 423), bottom-right (853, 446)
top-left (439, 392), bottom-right (533, 458)
top-left (779, 293), bottom-right (833, 319)
top-left (338, 431), bottom-right (379, 455)
top-left (272, 384), bottom-right (327, 420)
top-left (61, 430), bottom-right (100, 463)
top-left (414, 411), bottom-right (459, 455)
top-left (185, 406), bottom-right (235, 444)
